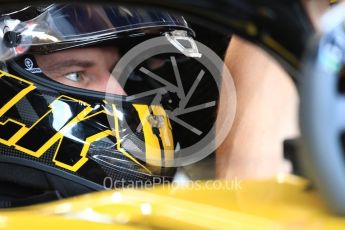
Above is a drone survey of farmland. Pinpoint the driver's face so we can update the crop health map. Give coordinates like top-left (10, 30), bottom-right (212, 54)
top-left (35, 46), bottom-right (126, 95)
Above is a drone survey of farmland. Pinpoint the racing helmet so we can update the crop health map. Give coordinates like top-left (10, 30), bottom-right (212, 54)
top-left (0, 3), bottom-right (203, 207)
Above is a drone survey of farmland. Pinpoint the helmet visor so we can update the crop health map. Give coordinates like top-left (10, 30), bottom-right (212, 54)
top-left (11, 3), bottom-right (191, 46)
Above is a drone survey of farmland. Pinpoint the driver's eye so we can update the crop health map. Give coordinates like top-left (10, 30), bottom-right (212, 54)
top-left (65, 72), bottom-right (82, 82)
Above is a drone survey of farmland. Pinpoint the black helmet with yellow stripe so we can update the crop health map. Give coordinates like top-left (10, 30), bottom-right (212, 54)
top-left (0, 3), bottom-right (201, 207)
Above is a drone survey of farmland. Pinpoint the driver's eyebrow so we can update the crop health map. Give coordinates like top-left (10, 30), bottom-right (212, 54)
top-left (43, 59), bottom-right (95, 72)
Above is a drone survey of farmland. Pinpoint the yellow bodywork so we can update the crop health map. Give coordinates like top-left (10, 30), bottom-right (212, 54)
top-left (0, 175), bottom-right (344, 229)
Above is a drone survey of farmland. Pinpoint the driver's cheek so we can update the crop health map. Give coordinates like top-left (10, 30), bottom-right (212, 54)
top-left (89, 71), bottom-right (126, 96)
